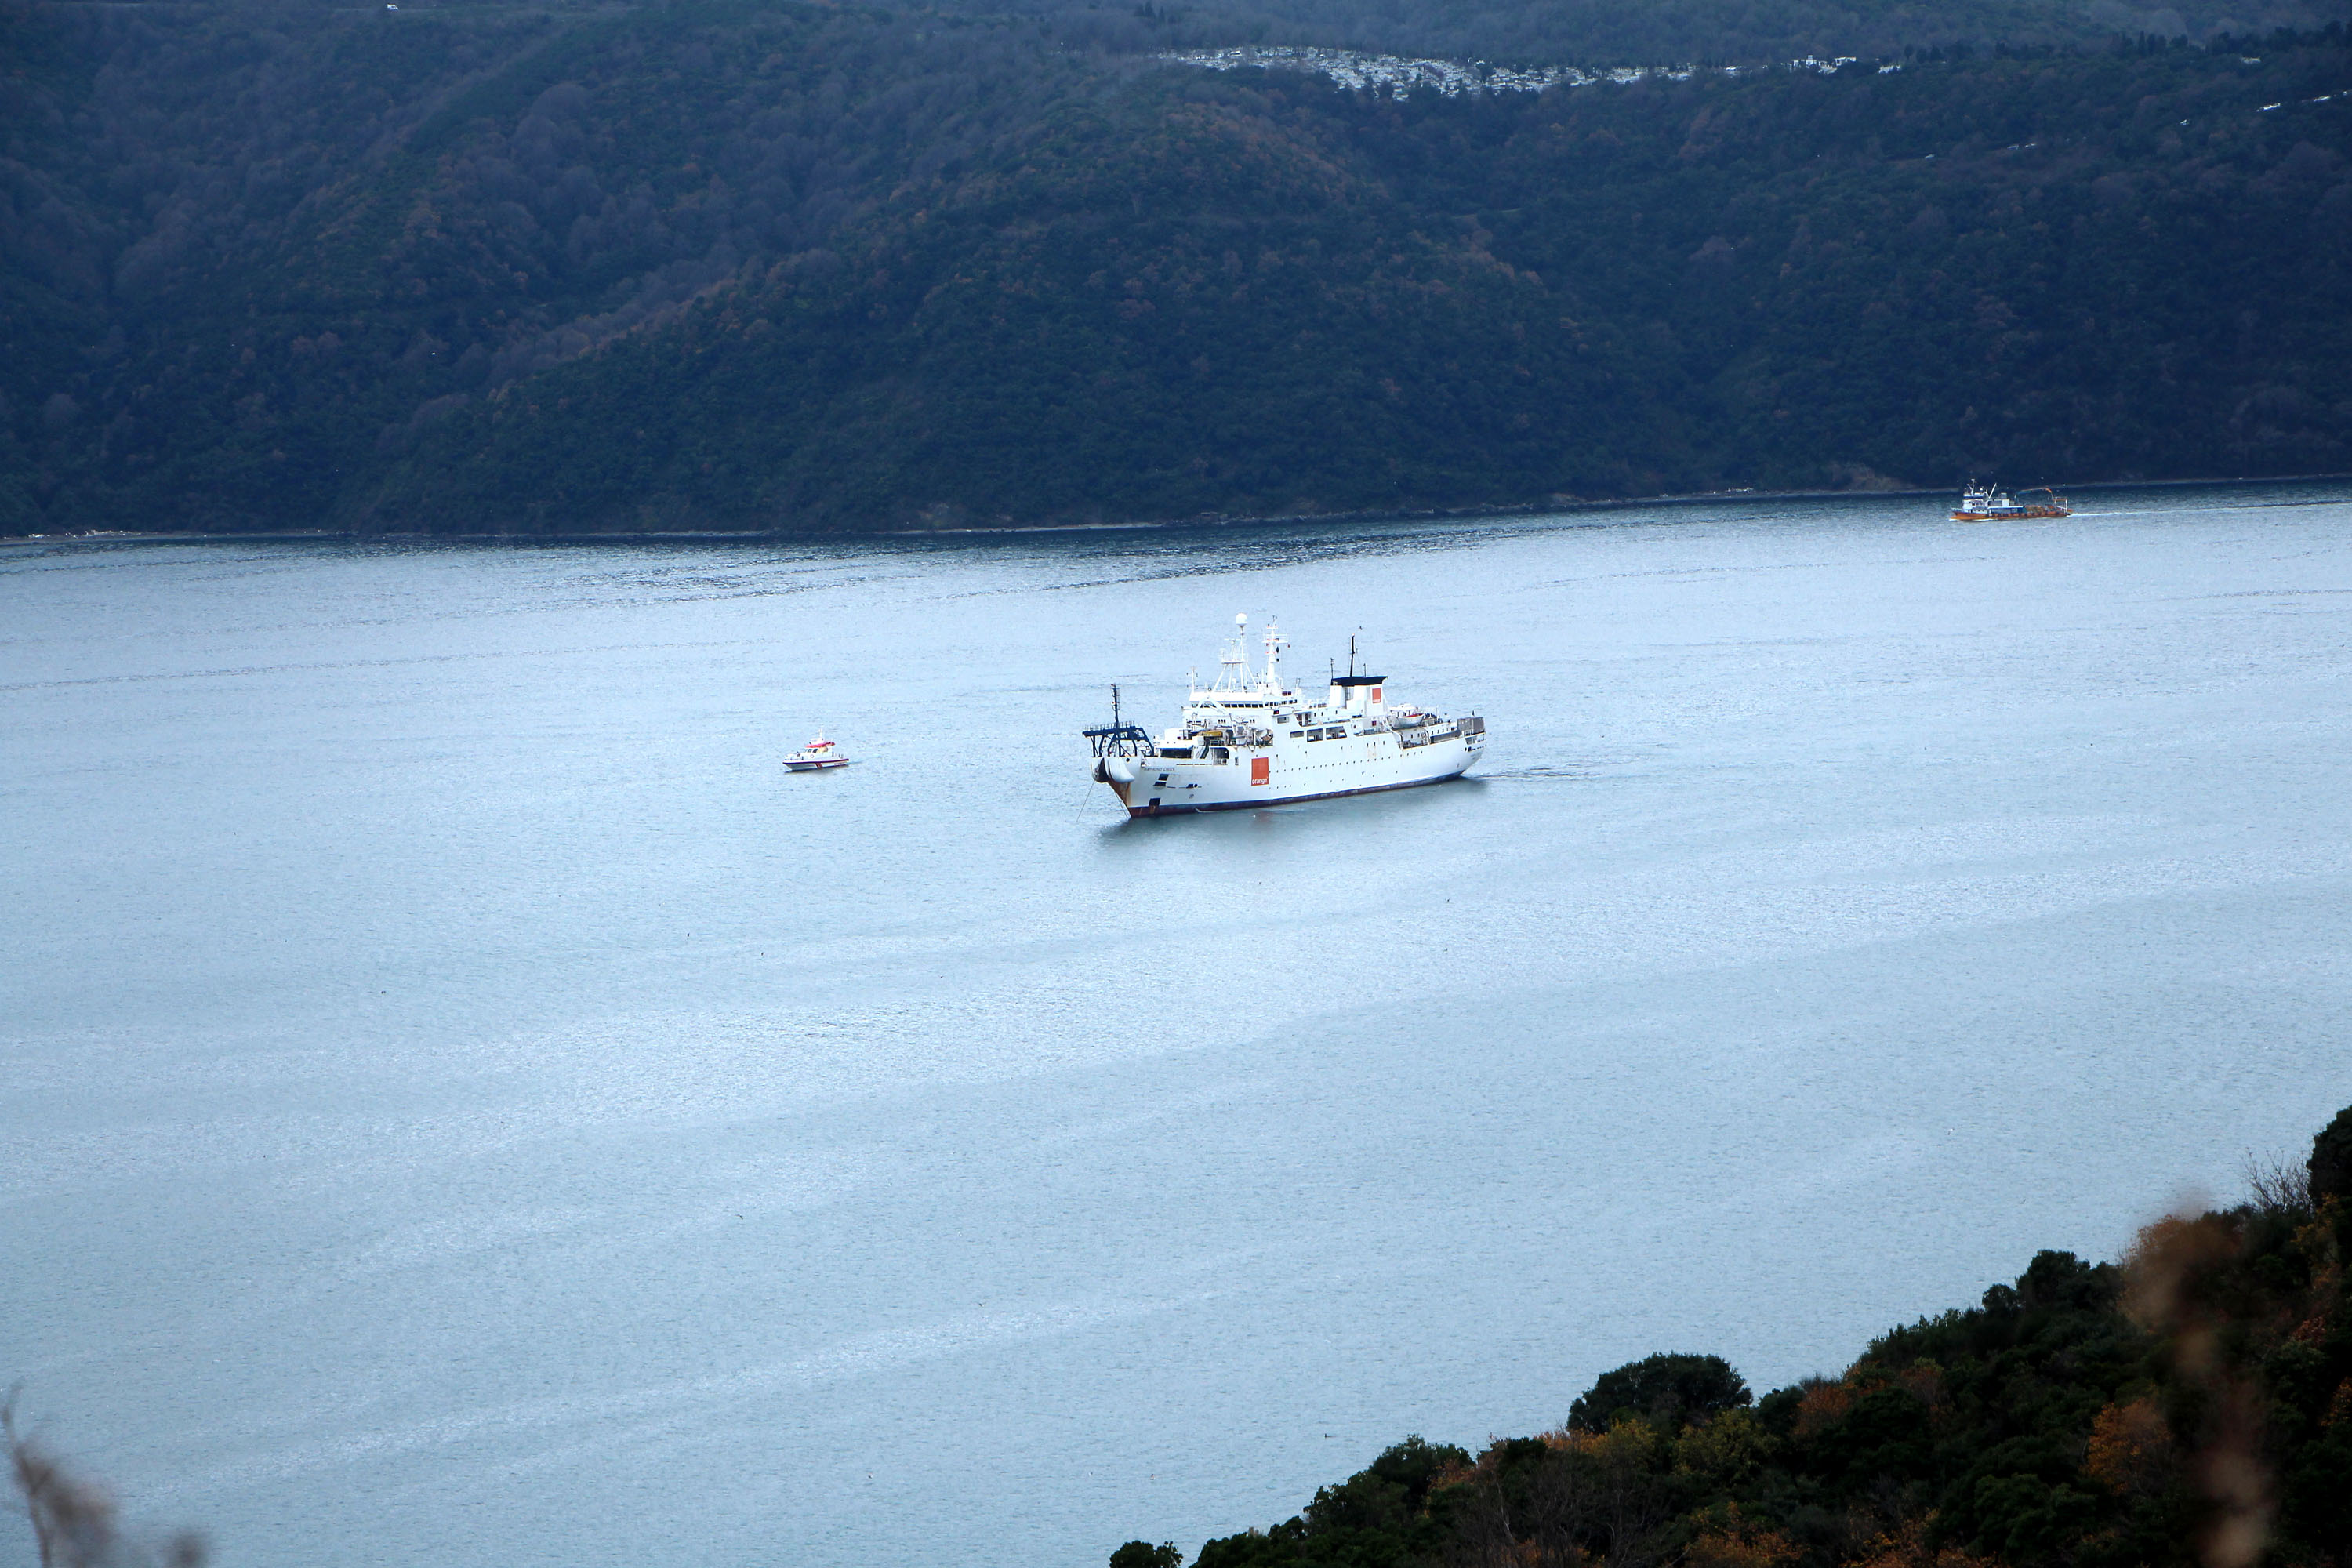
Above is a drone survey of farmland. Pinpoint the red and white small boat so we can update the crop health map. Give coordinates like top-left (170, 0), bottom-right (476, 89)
top-left (783, 735), bottom-right (851, 771)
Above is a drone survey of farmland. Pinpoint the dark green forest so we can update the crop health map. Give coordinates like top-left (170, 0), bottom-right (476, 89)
top-left (4, 0), bottom-right (2350, 533)
top-left (1109, 1105), bottom-right (2352, 1568)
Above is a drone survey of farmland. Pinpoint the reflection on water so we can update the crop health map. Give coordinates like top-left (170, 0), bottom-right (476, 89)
top-left (4, 483), bottom-right (2351, 1568)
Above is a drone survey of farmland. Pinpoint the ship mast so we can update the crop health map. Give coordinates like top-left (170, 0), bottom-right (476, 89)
top-left (1214, 612), bottom-right (1251, 694)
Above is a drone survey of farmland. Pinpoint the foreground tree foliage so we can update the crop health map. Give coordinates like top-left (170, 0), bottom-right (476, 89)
top-left (5, 0), bottom-right (2352, 532)
top-left (1150, 1105), bottom-right (2352, 1568)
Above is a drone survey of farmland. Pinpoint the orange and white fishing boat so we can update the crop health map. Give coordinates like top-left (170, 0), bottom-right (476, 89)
top-left (783, 734), bottom-right (850, 771)
top-left (1952, 482), bottom-right (2071, 521)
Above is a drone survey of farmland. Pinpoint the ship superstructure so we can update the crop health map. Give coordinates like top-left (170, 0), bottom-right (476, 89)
top-left (1085, 615), bottom-right (1486, 817)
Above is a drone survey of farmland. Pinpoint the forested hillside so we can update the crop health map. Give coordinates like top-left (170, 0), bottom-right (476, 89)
top-left (4, 0), bottom-right (2350, 534)
top-left (1109, 1106), bottom-right (2352, 1568)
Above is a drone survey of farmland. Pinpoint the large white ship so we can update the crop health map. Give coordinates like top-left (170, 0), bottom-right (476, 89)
top-left (1086, 615), bottom-right (1486, 817)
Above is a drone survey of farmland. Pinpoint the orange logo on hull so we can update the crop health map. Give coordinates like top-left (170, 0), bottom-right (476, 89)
top-left (1250, 757), bottom-right (1270, 785)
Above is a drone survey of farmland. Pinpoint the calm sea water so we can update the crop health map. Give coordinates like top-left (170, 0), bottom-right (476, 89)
top-left (5, 487), bottom-right (2350, 1568)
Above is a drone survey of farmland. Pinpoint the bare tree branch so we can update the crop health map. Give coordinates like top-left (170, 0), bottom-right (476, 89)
top-left (4, 1392), bottom-right (205, 1568)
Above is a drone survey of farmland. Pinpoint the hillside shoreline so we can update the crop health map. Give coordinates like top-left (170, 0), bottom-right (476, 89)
top-left (8, 472), bottom-right (2346, 549)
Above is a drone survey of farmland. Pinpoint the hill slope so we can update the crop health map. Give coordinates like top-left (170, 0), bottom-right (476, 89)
top-left (377, 35), bottom-right (2352, 532)
top-left (5, 0), bottom-right (2350, 533)
top-left (1113, 1106), bottom-right (2352, 1568)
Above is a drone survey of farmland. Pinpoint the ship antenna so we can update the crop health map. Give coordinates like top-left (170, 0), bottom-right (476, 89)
top-left (1111, 684), bottom-right (1120, 731)
top-left (1348, 634), bottom-right (1357, 679)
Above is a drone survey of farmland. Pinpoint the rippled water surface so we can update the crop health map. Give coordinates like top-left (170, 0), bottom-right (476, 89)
top-left (5, 486), bottom-right (2350, 1568)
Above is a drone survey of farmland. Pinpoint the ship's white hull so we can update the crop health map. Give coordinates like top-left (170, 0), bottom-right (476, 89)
top-left (1105, 728), bottom-right (1483, 816)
